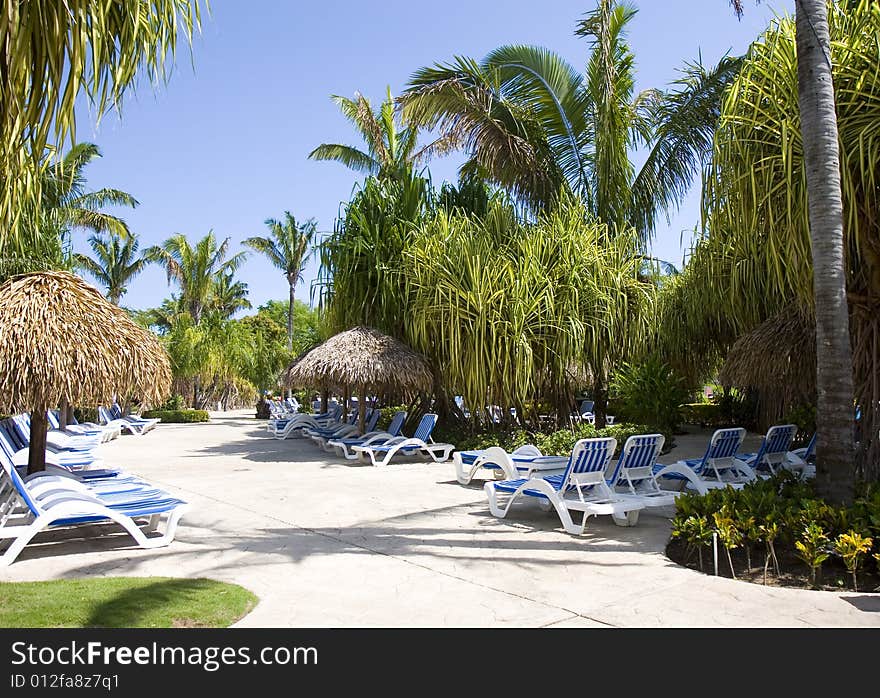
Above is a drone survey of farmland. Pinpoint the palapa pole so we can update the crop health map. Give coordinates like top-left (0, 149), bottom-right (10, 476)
top-left (27, 405), bottom-right (49, 475)
top-left (358, 384), bottom-right (367, 434)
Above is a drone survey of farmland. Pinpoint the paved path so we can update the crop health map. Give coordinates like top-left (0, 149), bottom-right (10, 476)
top-left (3, 412), bottom-right (878, 627)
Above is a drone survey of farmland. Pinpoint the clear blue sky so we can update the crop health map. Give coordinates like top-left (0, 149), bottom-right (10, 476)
top-left (73, 0), bottom-right (782, 313)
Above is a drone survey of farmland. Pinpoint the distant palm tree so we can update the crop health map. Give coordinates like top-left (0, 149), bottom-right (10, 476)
top-left (243, 212), bottom-right (316, 350)
top-left (212, 271), bottom-right (252, 319)
top-left (308, 87), bottom-right (456, 180)
top-left (146, 232), bottom-right (247, 326)
top-left (74, 232), bottom-right (148, 305)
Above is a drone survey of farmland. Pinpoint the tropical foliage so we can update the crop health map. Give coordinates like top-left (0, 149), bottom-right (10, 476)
top-left (0, 1), bottom-right (203, 266)
top-left (659, 2), bottom-right (880, 483)
top-left (243, 212), bottom-right (316, 349)
top-left (4, 143), bottom-right (138, 280)
top-left (309, 87), bottom-right (456, 180)
top-left (75, 232), bottom-right (149, 306)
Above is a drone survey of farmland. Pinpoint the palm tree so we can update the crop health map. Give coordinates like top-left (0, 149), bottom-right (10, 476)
top-left (146, 232), bottom-right (248, 326)
top-left (402, 0), bottom-right (740, 424)
top-left (402, 0), bottom-right (741, 245)
top-left (729, 0), bottom-right (857, 502)
top-left (4, 143), bottom-right (139, 279)
top-left (0, 1), bottom-right (203, 258)
top-left (243, 213), bottom-right (316, 350)
top-left (212, 271), bottom-right (252, 319)
top-left (309, 87), bottom-right (456, 180)
top-left (74, 232), bottom-right (148, 305)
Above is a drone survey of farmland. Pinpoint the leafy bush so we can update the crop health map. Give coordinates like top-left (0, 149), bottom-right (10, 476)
top-left (73, 407), bottom-right (99, 424)
top-left (668, 474), bottom-right (880, 589)
top-left (160, 394), bottom-right (186, 411)
top-left (141, 409), bottom-right (210, 423)
top-left (535, 422), bottom-right (669, 457)
top-left (680, 403), bottom-right (724, 426)
top-left (434, 423), bottom-right (532, 452)
top-left (610, 358), bottom-right (690, 434)
top-left (713, 387), bottom-right (758, 431)
top-left (376, 405), bottom-right (408, 431)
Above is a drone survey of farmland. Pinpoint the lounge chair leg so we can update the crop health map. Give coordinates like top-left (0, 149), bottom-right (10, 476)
top-left (145, 514), bottom-right (160, 533)
top-left (612, 510), bottom-right (640, 527)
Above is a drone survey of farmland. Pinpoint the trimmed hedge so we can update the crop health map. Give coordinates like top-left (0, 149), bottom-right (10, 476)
top-left (141, 409), bottom-right (210, 423)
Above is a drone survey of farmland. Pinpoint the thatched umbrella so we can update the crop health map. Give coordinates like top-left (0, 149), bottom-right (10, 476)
top-left (283, 326), bottom-right (433, 432)
top-left (719, 305), bottom-right (815, 429)
top-left (0, 271), bottom-right (172, 474)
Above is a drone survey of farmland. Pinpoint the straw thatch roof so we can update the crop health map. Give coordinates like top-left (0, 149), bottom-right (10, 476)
top-left (719, 304), bottom-right (815, 427)
top-left (0, 270), bottom-right (172, 411)
top-left (283, 326), bottom-right (433, 395)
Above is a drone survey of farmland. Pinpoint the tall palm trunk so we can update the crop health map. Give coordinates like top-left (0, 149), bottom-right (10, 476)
top-left (287, 277), bottom-right (295, 352)
top-left (796, 0), bottom-right (855, 504)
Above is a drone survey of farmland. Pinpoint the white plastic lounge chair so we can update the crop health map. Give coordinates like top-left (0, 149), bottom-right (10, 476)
top-left (0, 456), bottom-right (189, 566)
top-left (605, 434), bottom-right (679, 509)
top-left (326, 411), bottom-right (408, 459)
top-left (48, 410), bottom-right (119, 443)
top-left (786, 432), bottom-right (816, 478)
top-left (453, 445), bottom-right (569, 485)
top-left (306, 408), bottom-right (380, 448)
top-left (4, 418), bottom-right (105, 471)
top-left (272, 404), bottom-right (347, 439)
top-left (98, 407), bottom-right (149, 436)
top-left (653, 427), bottom-right (754, 495)
top-left (350, 414), bottom-right (455, 466)
top-left (110, 404), bottom-right (160, 433)
top-left (484, 437), bottom-right (645, 533)
top-left (734, 424), bottom-right (798, 478)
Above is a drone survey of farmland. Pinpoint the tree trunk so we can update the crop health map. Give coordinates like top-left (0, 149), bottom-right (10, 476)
top-left (320, 389), bottom-right (328, 415)
top-left (287, 279), bottom-right (295, 352)
top-left (796, 0), bottom-right (856, 505)
top-left (192, 378), bottom-right (200, 410)
top-left (59, 397), bottom-right (69, 429)
top-left (27, 407), bottom-right (48, 475)
top-left (358, 386), bottom-right (367, 434)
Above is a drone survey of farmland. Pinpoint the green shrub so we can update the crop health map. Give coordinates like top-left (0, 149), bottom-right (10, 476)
top-left (713, 387), bottom-right (758, 430)
top-left (140, 409), bottom-right (210, 423)
top-left (668, 474), bottom-right (880, 588)
top-left (160, 394), bottom-right (186, 411)
top-left (376, 405), bottom-right (408, 431)
top-left (535, 422), bottom-right (669, 457)
top-left (610, 358), bottom-right (690, 434)
top-left (680, 403), bottom-right (724, 426)
top-left (73, 407), bottom-right (99, 424)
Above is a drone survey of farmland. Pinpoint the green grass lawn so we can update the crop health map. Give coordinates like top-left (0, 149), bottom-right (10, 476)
top-left (0, 577), bottom-right (258, 628)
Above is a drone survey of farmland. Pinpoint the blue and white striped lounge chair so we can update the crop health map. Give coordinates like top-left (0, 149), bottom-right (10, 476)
top-left (0, 455), bottom-right (189, 567)
top-left (786, 432), bottom-right (816, 477)
top-left (4, 417), bottom-right (106, 472)
top-left (306, 408), bottom-right (380, 448)
top-left (604, 434), bottom-right (679, 509)
top-left (653, 427), bottom-right (754, 495)
top-left (110, 403), bottom-right (160, 433)
top-left (15, 413), bottom-right (101, 452)
top-left (484, 437), bottom-right (645, 534)
top-left (350, 414), bottom-right (455, 466)
top-left (734, 424), bottom-right (798, 478)
top-left (326, 411), bottom-right (408, 459)
top-left (98, 406), bottom-right (149, 436)
top-left (453, 445), bottom-right (569, 485)
top-left (48, 410), bottom-right (119, 443)
top-left (272, 404), bottom-right (346, 439)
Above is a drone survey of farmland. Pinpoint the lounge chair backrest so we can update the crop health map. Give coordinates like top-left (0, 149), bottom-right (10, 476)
top-left (0, 423), bottom-right (22, 461)
top-left (47, 410), bottom-right (61, 430)
top-left (413, 414), bottom-right (438, 442)
top-left (1, 420), bottom-right (26, 451)
top-left (606, 434), bottom-right (664, 486)
top-left (511, 444), bottom-right (542, 459)
top-left (580, 400), bottom-right (594, 415)
top-left (561, 437), bottom-right (617, 490)
top-left (11, 415), bottom-right (30, 445)
top-left (366, 409), bottom-right (380, 432)
top-left (695, 428), bottom-right (746, 473)
top-left (386, 411), bottom-right (407, 437)
top-left (803, 432), bottom-right (817, 459)
top-left (111, 404), bottom-right (124, 420)
top-left (98, 406), bottom-right (113, 425)
top-left (0, 453), bottom-right (38, 516)
top-left (753, 424), bottom-right (797, 466)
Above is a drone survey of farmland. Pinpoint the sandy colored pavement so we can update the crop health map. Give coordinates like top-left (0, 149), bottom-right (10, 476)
top-left (2, 411), bottom-right (878, 627)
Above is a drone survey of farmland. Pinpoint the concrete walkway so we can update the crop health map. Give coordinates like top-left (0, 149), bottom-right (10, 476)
top-left (2, 411), bottom-right (878, 627)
